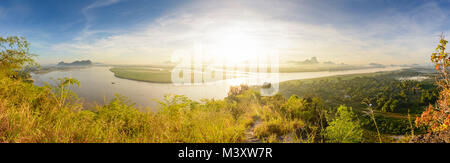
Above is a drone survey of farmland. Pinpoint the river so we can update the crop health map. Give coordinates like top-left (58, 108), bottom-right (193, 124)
top-left (31, 66), bottom-right (404, 110)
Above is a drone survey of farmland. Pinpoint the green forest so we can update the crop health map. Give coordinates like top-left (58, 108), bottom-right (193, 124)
top-left (0, 35), bottom-right (449, 143)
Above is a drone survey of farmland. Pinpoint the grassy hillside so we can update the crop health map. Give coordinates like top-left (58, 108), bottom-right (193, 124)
top-left (0, 75), bottom-right (252, 142)
top-left (1, 36), bottom-right (444, 143)
top-left (2, 72), bottom-right (428, 142)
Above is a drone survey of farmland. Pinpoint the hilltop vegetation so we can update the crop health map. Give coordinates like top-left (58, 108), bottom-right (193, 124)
top-left (415, 35), bottom-right (450, 133)
top-left (280, 70), bottom-right (438, 115)
top-left (0, 36), bottom-right (322, 142)
top-left (1, 35), bottom-right (448, 143)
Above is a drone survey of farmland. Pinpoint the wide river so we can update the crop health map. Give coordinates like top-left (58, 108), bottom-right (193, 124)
top-left (32, 66), bottom-right (404, 110)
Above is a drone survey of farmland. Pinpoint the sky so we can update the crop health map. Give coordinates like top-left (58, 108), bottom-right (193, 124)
top-left (0, 0), bottom-right (449, 65)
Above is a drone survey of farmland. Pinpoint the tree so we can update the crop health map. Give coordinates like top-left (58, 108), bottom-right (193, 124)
top-left (281, 95), bottom-right (326, 126)
top-left (325, 105), bottom-right (363, 143)
top-left (416, 34), bottom-right (450, 132)
top-left (50, 77), bottom-right (81, 108)
top-left (0, 36), bottom-right (37, 79)
top-left (390, 99), bottom-right (399, 112)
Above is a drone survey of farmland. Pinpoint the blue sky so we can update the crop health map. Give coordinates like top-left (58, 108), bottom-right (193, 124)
top-left (0, 0), bottom-right (449, 65)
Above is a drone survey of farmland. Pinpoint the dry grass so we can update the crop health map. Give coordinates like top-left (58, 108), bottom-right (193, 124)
top-left (0, 76), bottom-right (248, 143)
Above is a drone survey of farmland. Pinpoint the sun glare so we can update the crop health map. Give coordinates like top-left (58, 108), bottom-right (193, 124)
top-left (204, 28), bottom-right (267, 64)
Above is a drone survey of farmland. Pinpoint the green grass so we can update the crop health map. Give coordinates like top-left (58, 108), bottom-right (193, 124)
top-left (283, 70), bottom-right (395, 84)
top-left (109, 63), bottom-right (390, 83)
top-left (2, 66), bottom-right (431, 143)
top-left (0, 72), bottom-right (416, 143)
top-left (109, 66), bottom-right (244, 83)
top-left (3, 35), bottom-right (436, 143)
top-left (110, 67), bottom-right (173, 83)
top-left (0, 74), bottom-right (248, 143)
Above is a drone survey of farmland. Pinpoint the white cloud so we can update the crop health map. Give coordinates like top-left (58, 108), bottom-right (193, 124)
top-left (76, 0), bottom-right (122, 41)
top-left (83, 0), bottom-right (120, 11)
top-left (47, 0), bottom-right (449, 65)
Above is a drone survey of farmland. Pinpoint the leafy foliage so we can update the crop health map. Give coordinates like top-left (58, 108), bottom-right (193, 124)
top-left (362, 114), bottom-right (425, 135)
top-left (416, 35), bottom-right (450, 132)
top-left (325, 105), bottom-right (363, 143)
top-left (281, 70), bottom-right (438, 114)
top-left (1, 35), bottom-right (441, 143)
top-left (0, 75), bottom-right (248, 142)
top-left (0, 36), bottom-right (37, 79)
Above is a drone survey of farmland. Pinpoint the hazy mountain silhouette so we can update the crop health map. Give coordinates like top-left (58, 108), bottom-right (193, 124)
top-left (57, 60), bottom-right (92, 66)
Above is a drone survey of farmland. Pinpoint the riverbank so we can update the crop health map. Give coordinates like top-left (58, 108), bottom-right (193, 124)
top-left (108, 65), bottom-right (406, 84)
top-left (110, 67), bottom-right (173, 83)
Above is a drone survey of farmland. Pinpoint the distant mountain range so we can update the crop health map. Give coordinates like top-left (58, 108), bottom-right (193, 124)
top-left (57, 60), bottom-right (92, 66)
top-left (288, 57), bottom-right (320, 64)
top-left (287, 57), bottom-right (394, 68)
top-left (368, 62), bottom-right (386, 68)
top-left (287, 57), bottom-right (343, 65)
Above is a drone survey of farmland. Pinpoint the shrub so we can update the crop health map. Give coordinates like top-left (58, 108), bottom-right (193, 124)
top-left (325, 105), bottom-right (363, 143)
top-left (416, 35), bottom-right (450, 132)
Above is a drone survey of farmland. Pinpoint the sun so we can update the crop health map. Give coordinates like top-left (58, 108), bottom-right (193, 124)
top-left (204, 28), bottom-right (266, 64)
